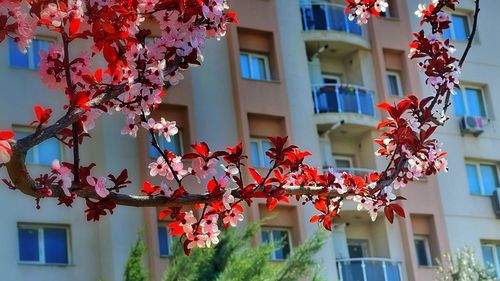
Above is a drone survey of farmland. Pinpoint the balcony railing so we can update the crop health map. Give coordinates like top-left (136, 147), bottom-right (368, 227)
top-left (300, 3), bottom-right (363, 35)
top-left (337, 258), bottom-right (403, 281)
top-left (330, 168), bottom-right (374, 177)
top-left (312, 84), bottom-right (375, 116)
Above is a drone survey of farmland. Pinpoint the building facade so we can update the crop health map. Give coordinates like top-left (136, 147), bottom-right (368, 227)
top-left (0, 0), bottom-right (497, 281)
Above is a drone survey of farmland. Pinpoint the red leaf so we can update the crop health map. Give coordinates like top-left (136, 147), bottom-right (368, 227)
top-left (322, 215), bottom-right (332, 231)
top-left (103, 45), bottom-right (118, 65)
top-left (191, 142), bottom-right (210, 157)
top-left (0, 130), bottom-right (14, 140)
top-left (94, 68), bottom-right (103, 83)
top-left (266, 197), bottom-right (278, 211)
top-left (31, 105), bottom-right (52, 125)
top-left (141, 181), bottom-right (159, 196)
top-left (384, 206), bottom-right (394, 223)
top-left (391, 204), bottom-right (406, 218)
top-left (103, 23), bottom-right (116, 34)
top-left (310, 215), bottom-right (320, 223)
top-left (69, 18), bottom-right (80, 36)
top-left (248, 167), bottom-right (263, 183)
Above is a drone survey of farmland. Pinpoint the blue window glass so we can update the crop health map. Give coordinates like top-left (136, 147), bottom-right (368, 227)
top-left (158, 226), bottom-right (171, 256)
top-left (9, 38), bottom-right (51, 69)
top-left (481, 245), bottom-right (497, 277)
top-left (150, 132), bottom-right (182, 158)
top-left (452, 89), bottom-right (466, 116)
top-left (15, 130), bottom-right (61, 165)
top-left (442, 28), bottom-right (451, 40)
top-left (261, 229), bottom-right (291, 260)
top-left (465, 88), bottom-right (486, 117)
top-left (251, 56), bottom-right (267, 80)
top-left (18, 227), bottom-right (40, 262)
top-left (480, 164), bottom-right (499, 196)
top-left (240, 54), bottom-right (251, 79)
top-left (261, 140), bottom-right (273, 168)
top-left (9, 38), bottom-right (29, 68)
top-left (251, 141), bottom-right (261, 167)
top-left (44, 228), bottom-right (68, 264)
top-left (466, 164), bottom-right (481, 195)
top-left (451, 15), bottom-right (470, 41)
top-left (414, 238), bottom-right (430, 266)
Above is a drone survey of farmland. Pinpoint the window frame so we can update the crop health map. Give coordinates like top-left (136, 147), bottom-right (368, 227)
top-left (453, 86), bottom-right (488, 118)
top-left (386, 70), bottom-right (404, 97)
top-left (150, 130), bottom-right (184, 159)
top-left (414, 235), bottom-right (432, 267)
top-left (8, 36), bottom-right (55, 70)
top-left (13, 126), bottom-right (64, 166)
top-left (250, 138), bottom-right (273, 168)
top-left (17, 223), bottom-right (71, 265)
top-left (322, 73), bottom-right (341, 84)
top-left (332, 155), bottom-right (354, 169)
top-left (261, 227), bottom-right (293, 261)
top-left (240, 51), bottom-right (271, 81)
top-left (465, 161), bottom-right (500, 196)
top-left (445, 13), bottom-right (472, 42)
top-left (157, 223), bottom-right (174, 257)
top-left (481, 243), bottom-right (500, 278)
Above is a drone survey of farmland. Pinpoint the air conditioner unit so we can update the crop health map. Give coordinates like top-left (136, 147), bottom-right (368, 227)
top-left (461, 116), bottom-right (484, 136)
top-left (491, 188), bottom-right (500, 219)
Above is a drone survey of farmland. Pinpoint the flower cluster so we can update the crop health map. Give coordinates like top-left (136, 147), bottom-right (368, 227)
top-left (345, 0), bottom-right (389, 24)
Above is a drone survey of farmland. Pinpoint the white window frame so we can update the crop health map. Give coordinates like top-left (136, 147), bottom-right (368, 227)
top-left (250, 138), bottom-right (273, 168)
top-left (466, 161), bottom-right (500, 196)
top-left (481, 243), bottom-right (500, 278)
top-left (261, 228), bottom-right (293, 261)
top-left (414, 235), bottom-right (432, 266)
top-left (454, 86), bottom-right (488, 118)
top-left (240, 52), bottom-right (271, 81)
top-left (13, 126), bottom-right (63, 166)
top-left (322, 73), bottom-right (341, 84)
top-left (150, 130), bottom-right (184, 159)
top-left (17, 223), bottom-right (71, 265)
top-left (9, 37), bottom-right (55, 70)
top-left (333, 155), bottom-right (354, 169)
top-left (446, 13), bottom-right (472, 41)
top-left (158, 223), bottom-right (174, 257)
top-left (386, 70), bottom-right (404, 97)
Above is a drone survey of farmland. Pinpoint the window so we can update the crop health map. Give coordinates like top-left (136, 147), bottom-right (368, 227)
top-left (158, 224), bottom-right (173, 257)
top-left (322, 74), bottom-right (341, 84)
top-left (18, 224), bottom-right (70, 265)
top-left (347, 239), bottom-right (369, 258)
top-left (380, 0), bottom-right (398, 18)
top-left (261, 228), bottom-right (291, 260)
top-left (333, 155), bottom-right (354, 169)
top-left (453, 87), bottom-right (487, 117)
top-left (240, 52), bottom-right (271, 81)
top-left (149, 131), bottom-right (183, 158)
top-left (481, 243), bottom-right (500, 279)
top-left (414, 235), bottom-right (432, 266)
top-left (386, 71), bottom-right (403, 96)
top-left (9, 37), bottom-right (52, 69)
top-left (250, 138), bottom-right (273, 168)
top-left (443, 14), bottom-right (471, 41)
top-left (466, 162), bottom-right (499, 196)
top-left (15, 128), bottom-right (61, 166)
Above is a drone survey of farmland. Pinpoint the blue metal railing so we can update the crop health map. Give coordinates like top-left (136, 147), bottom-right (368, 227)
top-left (312, 83), bottom-right (375, 116)
top-left (337, 258), bottom-right (403, 281)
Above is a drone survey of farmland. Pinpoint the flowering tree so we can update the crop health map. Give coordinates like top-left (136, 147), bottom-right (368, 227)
top-left (0, 0), bottom-right (480, 254)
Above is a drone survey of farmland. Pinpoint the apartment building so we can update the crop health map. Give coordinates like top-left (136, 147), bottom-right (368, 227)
top-left (406, 0), bottom-right (500, 279)
top-left (0, 1), bottom-right (495, 281)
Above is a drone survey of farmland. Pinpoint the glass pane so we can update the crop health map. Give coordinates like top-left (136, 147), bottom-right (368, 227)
top-left (316, 85), bottom-right (339, 113)
top-left (8, 38), bottom-right (30, 68)
top-left (251, 57), bottom-right (267, 80)
top-left (251, 141), bottom-right (261, 167)
top-left (335, 159), bottom-right (352, 169)
top-left (387, 74), bottom-right (400, 96)
top-left (37, 138), bottom-right (61, 165)
top-left (272, 230), bottom-right (290, 260)
top-left (43, 228), bottom-right (68, 264)
top-left (311, 5), bottom-right (327, 30)
top-left (452, 88), bottom-right (466, 116)
top-left (414, 239), bottom-right (430, 266)
top-left (18, 227), bottom-right (40, 262)
top-left (466, 164), bottom-right (481, 195)
top-left (240, 54), bottom-right (251, 79)
top-left (261, 140), bottom-right (273, 168)
top-left (261, 231), bottom-right (270, 244)
top-left (329, 6), bottom-right (346, 32)
top-left (480, 164), bottom-right (499, 196)
top-left (339, 261), bottom-right (364, 281)
top-left (158, 226), bottom-right (170, 256)
top-left (482, 245), bottom-right (497, 277)
top-left (339, 87), bottom-right (358, 113)
top-left (386, 263), bottom-right (402, 281)
top-left (465, 88), bottom-right (486, 117)
top-left (359, 90), bottom-right (374, 116)
top-left (365, 261), bottom-right (385, 281)
top-left (33, 39), bottom-right (51, 69)
top-left (452, 15), bottom-right (470, 41)
top-left (442, 28), bottom-right (451, 40)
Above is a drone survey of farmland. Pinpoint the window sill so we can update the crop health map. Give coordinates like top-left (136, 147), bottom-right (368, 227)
top-left (469, 193), bottom-right (493, 198)
top-left (8, 66), bottom-right (39, 71)
top-left (241, 78), bottom-right (281, 84)
top-left (19, 262), bottom-right (72, 267)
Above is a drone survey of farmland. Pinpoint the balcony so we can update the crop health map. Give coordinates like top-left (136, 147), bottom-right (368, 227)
top-left (337, 258), bottom-right (403, 281)
top-left (300, 2), bottom-right (370, 51)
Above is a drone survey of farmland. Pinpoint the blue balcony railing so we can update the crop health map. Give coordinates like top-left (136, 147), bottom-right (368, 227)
top-left (300, 3), bottom-right (363, 36)
top-left (337, 258), bottom-right (403, 281)
top-left (312, 84), bottom-right (375, 116)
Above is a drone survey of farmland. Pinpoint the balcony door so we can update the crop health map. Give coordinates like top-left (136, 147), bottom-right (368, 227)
top-left (347, 239), bottom-right (370, 258)
top-left (322, 74), bottom-right (341, 85)
top-left (333, 155), bottom-right (354, 172)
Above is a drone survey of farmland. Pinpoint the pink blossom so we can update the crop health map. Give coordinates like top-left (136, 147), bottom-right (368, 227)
top-left (200, 214), bottom-right (219, 234)
top-left (222, 189), bottom-right (234, 210)
top-left (87, 176), bottom-right (109, 198)
top-left (40, 3), bottom-right (67, 27)
top-left (158, 118), bottom-right (178, 142)
top-left (223, 208), bottom-right (244, 227)
top-left (204, 229), bottom-right (221, 247)
top-left (148, 157), bottom-right (168, 177)
top-left (160, 181), bottom-right (173, 197)
top-left (187, 233), bottom-right (208, 249)
top-left (181, 211), bottom-right (197, 234)
top-left (121, 117), bottom-right (139, 137)
top-left (192, 158), bottom-right (218, 182)
top-left (52, 160), bottom-right (72, 196)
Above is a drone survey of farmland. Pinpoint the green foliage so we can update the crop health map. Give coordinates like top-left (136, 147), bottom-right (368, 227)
top-left (436, 246), bottom-right (494, 281)
top-left (162, 223), bottom-right (327, 281)
top-left (123, 233), bottom-right (148, 281)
